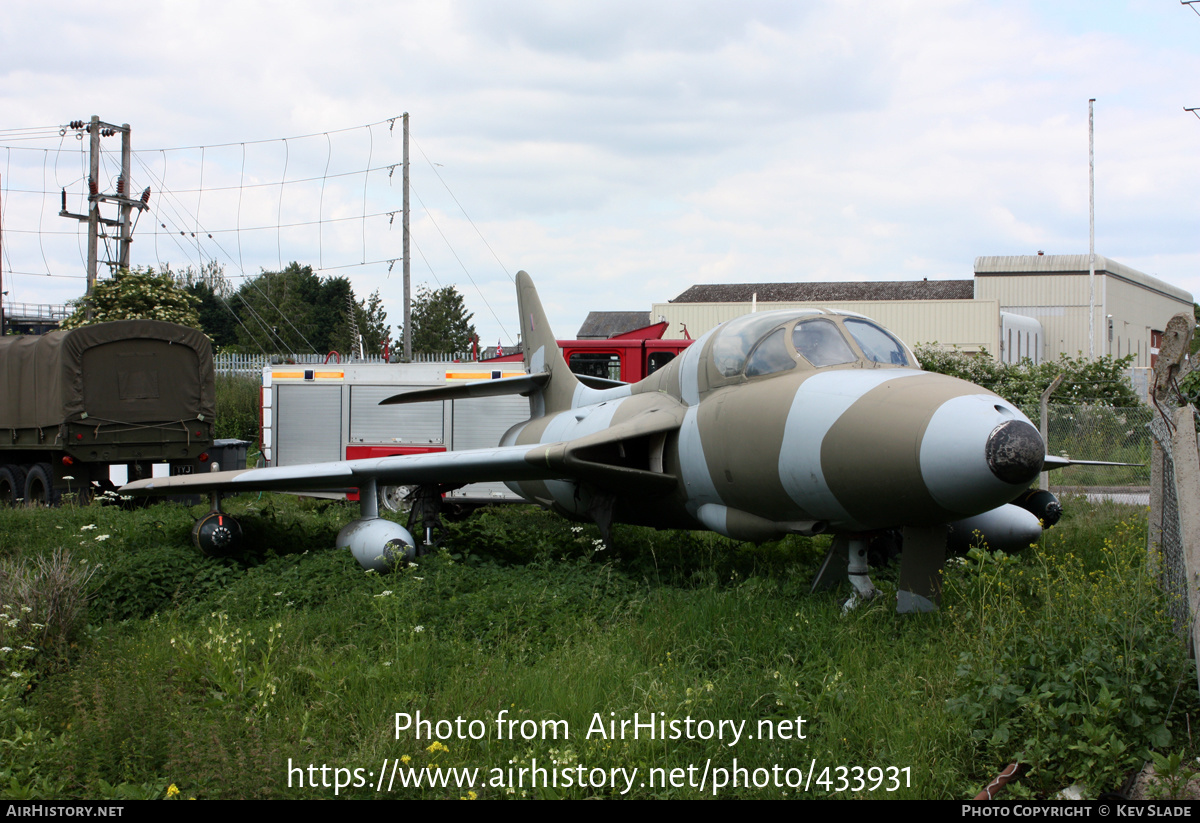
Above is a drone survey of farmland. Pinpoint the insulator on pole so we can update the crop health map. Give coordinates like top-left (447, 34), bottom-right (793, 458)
top-left (140, 187), bottom-right (151, 204)
top-left (88, 177), bottom-right (97, 196)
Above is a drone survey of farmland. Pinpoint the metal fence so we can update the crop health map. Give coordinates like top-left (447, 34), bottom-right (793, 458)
top-left (213, 351), bottom-right (485, 378)
top-left (1149, 410), bottom-right (1191, 636)
top-left (1043, 404), bottom-right (1152, 497)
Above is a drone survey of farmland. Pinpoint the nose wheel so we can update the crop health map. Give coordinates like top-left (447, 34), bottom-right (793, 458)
top-left (843, 535), bottom-right (879, 613)
top-left (812, 528), bottom-right (946, 614)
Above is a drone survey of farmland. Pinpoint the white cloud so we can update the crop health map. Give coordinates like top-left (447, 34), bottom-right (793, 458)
top-left (1, 0), bottom-right (1198, 345)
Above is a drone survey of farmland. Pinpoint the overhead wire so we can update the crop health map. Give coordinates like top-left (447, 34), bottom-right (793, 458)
top-left (2, 115), bottom-right (515, 348)
top-left (411, 133), bottom-right (512, 283)
top-left (410, 181), bottom-right (511, 342)
top-left (129, 150), bottom-right (314, 354)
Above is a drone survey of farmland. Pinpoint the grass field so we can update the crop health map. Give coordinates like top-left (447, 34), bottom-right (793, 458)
top-left (0, 493), bottom-right (1195, 800)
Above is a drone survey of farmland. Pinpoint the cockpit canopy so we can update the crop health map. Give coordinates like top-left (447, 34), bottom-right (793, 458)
top-left (710, 309), bottom-right (912, 380)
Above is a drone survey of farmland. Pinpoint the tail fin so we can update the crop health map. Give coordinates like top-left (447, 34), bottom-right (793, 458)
top-left (517, 270), bottom-right (580, 415)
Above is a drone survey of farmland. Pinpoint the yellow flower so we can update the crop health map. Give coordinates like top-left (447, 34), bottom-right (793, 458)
top-left (400, 754), bottom-right (412, 764)
top-left (426, 741), bottom-right (449, 754)
top-left (166, 784), bottom-right (180, 799)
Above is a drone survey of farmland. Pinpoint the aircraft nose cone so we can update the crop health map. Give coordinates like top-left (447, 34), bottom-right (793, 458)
top-left (919, 394), bottom-right (1045, 517)
top-left (985, 420), bottom-right (1044, 485)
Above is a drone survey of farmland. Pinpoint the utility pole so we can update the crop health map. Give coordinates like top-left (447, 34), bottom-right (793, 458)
top-left (1088, 98), bottom-right (1096, 359)
top-left (59, 116), bottom-right (150, 311)
top-left (402, 112), bottom-right (411, 361)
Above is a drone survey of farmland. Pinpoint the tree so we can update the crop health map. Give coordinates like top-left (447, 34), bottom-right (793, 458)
top-left (407, 285), bottom-right (476, 355)
top-left (167, 261), bottom-right (240, 349)
top-left (356, 289), bottom-right (392, 357)
top-left (60, 267), bottom-right (202, 330)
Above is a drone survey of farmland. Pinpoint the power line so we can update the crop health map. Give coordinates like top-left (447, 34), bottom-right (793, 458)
top-left (412, 133), bottom-right (512, 283)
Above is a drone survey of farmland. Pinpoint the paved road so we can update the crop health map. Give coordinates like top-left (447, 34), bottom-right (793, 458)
top-left (1053, 486), bottom-right (1149, 506)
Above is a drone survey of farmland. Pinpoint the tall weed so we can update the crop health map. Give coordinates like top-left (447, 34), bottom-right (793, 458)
top-left (946, 509), bottom-right (1193, 797)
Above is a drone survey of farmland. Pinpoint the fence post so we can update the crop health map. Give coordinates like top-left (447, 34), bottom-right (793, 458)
top-left (1171, 405), bottom-right (1200, 690)
top-left (1039, 374), bottom-right (1063, 491)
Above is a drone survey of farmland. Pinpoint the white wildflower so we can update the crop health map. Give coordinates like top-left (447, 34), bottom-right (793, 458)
top-left (95, 534), bottom-right (110, 541)
top-left (80, 524), bottom-right (96, 531)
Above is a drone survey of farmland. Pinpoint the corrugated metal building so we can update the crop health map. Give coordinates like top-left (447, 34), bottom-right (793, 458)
top-left (974, 254), bottom-right (1192, 367)
top-left (649, 254), bottom-right (1192, 366)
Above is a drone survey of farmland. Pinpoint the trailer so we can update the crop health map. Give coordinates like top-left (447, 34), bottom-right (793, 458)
top-left (0, 320), bottom-right (215, 504)
top-left (261, 361), bottom-right (529, 510)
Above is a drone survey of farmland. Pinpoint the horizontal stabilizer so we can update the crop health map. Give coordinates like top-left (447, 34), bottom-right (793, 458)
top-left (576, 374), bottom-right (628, 390)
top-left (381, 372), bottom-right (549, 405)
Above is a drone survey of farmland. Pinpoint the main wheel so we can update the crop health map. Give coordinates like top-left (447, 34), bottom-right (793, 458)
top-left (23, 464), bottom-right (60, 506)
top-left (379, 484), bottom-right (415, 513)
top-left (0, 465), bottom-right (27, 506)
top-left (191, 512), bottom-right (243, 557)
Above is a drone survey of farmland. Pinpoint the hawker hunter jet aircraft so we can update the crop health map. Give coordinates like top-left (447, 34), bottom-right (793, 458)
top-left (124, 271), bottom-right (1064, 613)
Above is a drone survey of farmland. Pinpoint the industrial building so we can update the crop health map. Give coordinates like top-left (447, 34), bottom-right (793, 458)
top-left (647, 254), bottom-right (1193, 368)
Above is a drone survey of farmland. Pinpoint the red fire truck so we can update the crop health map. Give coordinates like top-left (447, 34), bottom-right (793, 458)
top-left (488, 320), bottom-right (693, 382)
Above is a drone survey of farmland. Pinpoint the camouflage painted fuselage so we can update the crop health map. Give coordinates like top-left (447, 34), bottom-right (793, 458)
top-left (502, 307), bottom-right (1043, 542)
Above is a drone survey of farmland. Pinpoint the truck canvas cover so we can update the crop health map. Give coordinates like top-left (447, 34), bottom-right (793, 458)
top-left (0, 320), bottom-right (215, 429)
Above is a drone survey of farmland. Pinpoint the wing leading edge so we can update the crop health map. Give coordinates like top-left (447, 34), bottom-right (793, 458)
top-left (121, 444), bottom-right (568, 496)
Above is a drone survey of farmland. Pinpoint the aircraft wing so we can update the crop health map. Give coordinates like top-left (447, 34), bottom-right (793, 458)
top-left (122, 401), bottom-right (685, 498)
top-left (120, 444), bottom-right (567, 496)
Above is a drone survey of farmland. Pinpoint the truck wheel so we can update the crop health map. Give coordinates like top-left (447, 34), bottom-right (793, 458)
top-left (379, 485), bottom-right (415, 513)
top-left (0, 465), bottom-right (26, 505)
top-left (23, 464), bottom-right (61, 507)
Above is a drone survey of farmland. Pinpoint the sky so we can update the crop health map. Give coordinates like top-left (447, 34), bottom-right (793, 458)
top-left (1, 0), bottom-right (1198, 351)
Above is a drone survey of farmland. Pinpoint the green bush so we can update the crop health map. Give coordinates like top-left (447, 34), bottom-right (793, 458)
top-left (214, 374), bottom-right (260, 445)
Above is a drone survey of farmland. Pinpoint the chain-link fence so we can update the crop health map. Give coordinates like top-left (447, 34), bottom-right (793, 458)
top-left (1148, 411), bottom-right (1190, 635)
top-left (1041, 404), bottom-right (1152, 500)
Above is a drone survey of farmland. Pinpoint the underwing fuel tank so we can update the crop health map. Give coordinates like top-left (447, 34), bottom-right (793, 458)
top-left (947, 503), bottom-right (1044, 554)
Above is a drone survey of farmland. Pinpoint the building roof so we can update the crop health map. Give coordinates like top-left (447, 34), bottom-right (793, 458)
top-left (974, 254), bottom-right (1193, 305)
top-left (576, 311), bottom-right (652, 339)
top-left (669, 280), bottom-right (975, 304)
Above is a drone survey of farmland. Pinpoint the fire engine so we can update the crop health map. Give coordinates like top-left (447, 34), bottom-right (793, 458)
top-left (260, 323), bottom-right (694, 510)
top-left (488, 320), bottom-right (693, 382)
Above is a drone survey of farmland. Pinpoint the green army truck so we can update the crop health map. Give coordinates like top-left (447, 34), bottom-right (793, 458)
top-left (0, 320), bottom-right (215, 504)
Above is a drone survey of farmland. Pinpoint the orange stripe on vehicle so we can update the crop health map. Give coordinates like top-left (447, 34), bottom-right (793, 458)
top-left (445, 371), bottom-right (524, 380)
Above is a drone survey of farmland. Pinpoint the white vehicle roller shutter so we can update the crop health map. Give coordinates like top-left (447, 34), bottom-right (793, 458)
top-left (350, 386), bottom-right (445, 445)
top-left (276, 385), bottom-right (342, 465)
